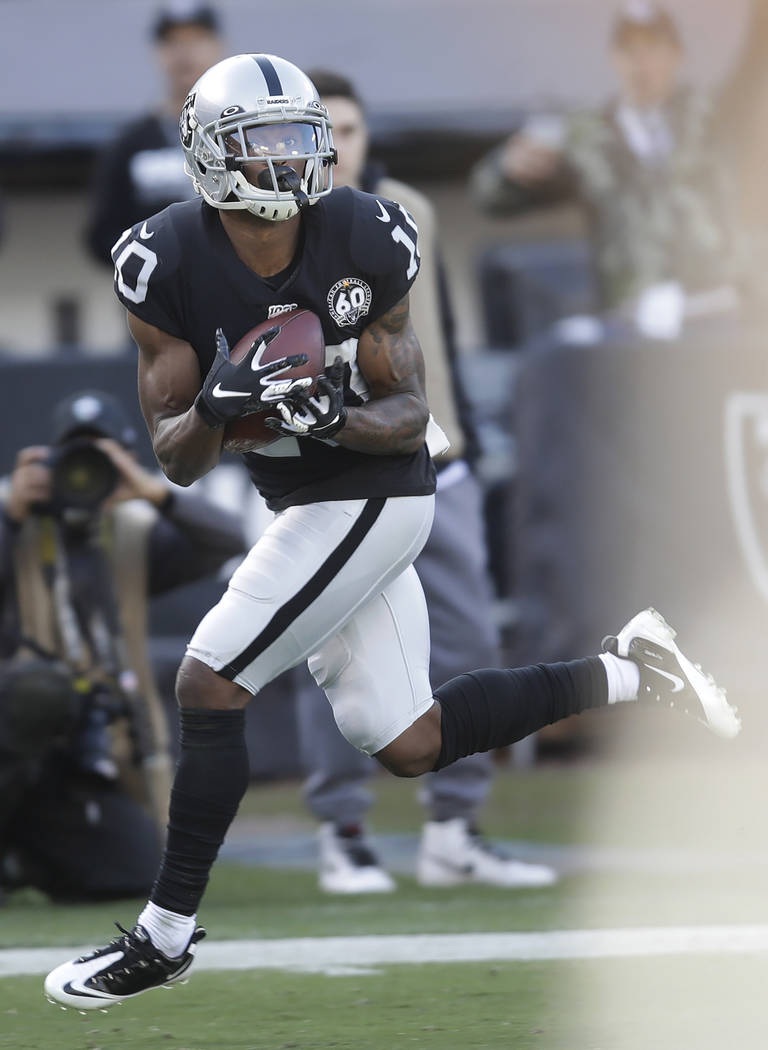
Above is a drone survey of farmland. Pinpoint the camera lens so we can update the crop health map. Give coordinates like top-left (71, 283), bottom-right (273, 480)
top-left (51, 439), bottom-right (118, 512)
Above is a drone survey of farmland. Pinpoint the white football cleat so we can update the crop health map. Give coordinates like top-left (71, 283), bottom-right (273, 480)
top-left (44, 922), bottom-right (204, 1011)
top-left (318, 823), bottom-right (396, 894)
top-left (416, 818), bottom-right (558, 888)
top-left (603, 607), bottom-right (741, 739)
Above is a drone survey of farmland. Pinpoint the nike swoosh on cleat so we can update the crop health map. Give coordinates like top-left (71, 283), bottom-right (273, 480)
top-left (62, 980), bottom-right (119, 1001)
top-left (645, 665), bottom-right (685, 692)
top-left (422, 855), bottom-right (474, 876)
top-left (211, 383), bottom-right (250, 399)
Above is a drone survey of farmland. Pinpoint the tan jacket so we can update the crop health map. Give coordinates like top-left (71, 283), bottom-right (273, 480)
top-left (377, 177), bottom-right (464, 462)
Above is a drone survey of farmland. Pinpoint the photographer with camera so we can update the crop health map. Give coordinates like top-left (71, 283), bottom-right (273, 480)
top-left (0, 390), bottom-right (245, 902)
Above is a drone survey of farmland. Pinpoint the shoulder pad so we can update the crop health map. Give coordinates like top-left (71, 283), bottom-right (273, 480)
top-left (110, 204), bottom-right (182, 285)
top-left (349, 189), bottom-right (420, 279)
top-left (111, 204), bottom-right (191, 337)
top-left (375, 178), bottom-right (435, 243)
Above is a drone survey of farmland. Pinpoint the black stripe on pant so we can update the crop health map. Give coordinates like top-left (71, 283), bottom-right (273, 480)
top-left (220, 497), bottom-right (386, 680)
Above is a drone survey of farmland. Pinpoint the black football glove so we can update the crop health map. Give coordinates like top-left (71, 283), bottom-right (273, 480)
top-left (266, 356), bottom-right (347, 440)
top-left (194, 327), bottom-right (313, 429)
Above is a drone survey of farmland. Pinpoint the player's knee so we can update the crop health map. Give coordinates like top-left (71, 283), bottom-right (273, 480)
top-left (311, 639), bottom-right (440, 766)
top-left (376, 748), bottom-right (434, 778)
top-left (175, 655), bottom-right (249, 710)
top-left (374, 705), bottom-right (442, 778)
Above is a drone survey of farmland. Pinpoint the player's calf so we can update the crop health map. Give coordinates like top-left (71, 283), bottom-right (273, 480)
top-left (425, 610), bottom-right (739, 774)
top-left (432, 658), bottom-right (608, 770)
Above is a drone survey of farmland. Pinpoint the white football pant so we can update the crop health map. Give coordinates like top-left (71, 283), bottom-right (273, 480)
top-left (187, 495), bottom-right (436, 754)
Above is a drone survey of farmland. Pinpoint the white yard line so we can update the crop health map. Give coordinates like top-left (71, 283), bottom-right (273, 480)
top-left (4, 924), bottom-right (768, 978)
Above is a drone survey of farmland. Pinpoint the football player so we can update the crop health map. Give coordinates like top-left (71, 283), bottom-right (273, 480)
top-left (45, 53), bottom-right (740, 1011)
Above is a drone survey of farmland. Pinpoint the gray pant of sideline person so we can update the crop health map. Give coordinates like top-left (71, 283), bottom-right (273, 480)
top-left (297, 465), bottom-right (500, 825)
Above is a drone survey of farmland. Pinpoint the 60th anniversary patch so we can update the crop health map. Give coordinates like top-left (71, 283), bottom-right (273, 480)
top-left (327, 277), bottom-right (372, 326)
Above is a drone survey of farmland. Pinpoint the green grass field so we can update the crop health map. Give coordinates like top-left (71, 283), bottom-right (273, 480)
top-left (3, 749), bottom-right (768, 1049)
top-left (5, 957), bottom-right (768, 1050)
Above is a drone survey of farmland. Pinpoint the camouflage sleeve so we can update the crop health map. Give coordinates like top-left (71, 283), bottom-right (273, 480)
top-left (470, 139), bottom-right (575, 215)
top-left (563, 110), bottom-right (617, 196)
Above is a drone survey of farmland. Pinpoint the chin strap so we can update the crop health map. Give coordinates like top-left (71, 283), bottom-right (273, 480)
top-left (258, 164), bottom-right (309, 210)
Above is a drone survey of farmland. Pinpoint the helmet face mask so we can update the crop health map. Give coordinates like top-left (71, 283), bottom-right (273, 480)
top-left (180, 54), bottom-right (336, 221)
top-left (222, 121), bottom-right (322, 211)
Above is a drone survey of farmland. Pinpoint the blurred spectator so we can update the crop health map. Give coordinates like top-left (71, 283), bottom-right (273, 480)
top-left (470, 2), bottom-right (740, 319)
top-left (0, 390), bottom-right (245, 902)
top-left (715, 0), bottom-right (768, 310)
top-left (294, 70), bottom-right (556, 893)
top-left (85, 3), bottom-right (225, 266)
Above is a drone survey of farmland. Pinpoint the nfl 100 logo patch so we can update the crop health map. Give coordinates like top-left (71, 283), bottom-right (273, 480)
top-left (327, 277), bottom-right (372, 326)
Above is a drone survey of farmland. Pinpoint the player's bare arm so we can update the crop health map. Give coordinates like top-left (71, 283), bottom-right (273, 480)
top-left (334, 294), bottom-right (429, 456)
top-left (130, 312), bottom-right (224, 487)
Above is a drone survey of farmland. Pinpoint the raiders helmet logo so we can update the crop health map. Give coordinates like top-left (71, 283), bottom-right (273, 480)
top-left (179, 93), bottom-right (197, 149)
top-left (725, 392), bottom-right (768, 604)
top-left (327, 277), bottom-right (372, 326)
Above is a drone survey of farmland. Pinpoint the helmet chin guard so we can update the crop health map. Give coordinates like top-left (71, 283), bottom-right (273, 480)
top-left (180, 54), bottom-right (336, 222)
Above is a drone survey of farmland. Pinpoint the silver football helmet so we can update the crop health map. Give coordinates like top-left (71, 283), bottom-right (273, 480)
top-left (180, 54), bottom-right (336, 221)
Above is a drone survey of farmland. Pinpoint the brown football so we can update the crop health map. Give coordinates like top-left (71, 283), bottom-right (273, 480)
top-left (222, 308), bottom-right (326, 453)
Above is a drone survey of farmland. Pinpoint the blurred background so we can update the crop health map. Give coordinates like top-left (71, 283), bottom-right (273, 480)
top-left (2, 2), bottom-right (768, 1046)
top-left (2, 0), bottom-right (765, 746)
top-left (0, 0), bottom-right (753, 354)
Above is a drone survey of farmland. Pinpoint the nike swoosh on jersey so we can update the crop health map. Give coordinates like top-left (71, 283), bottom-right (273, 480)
top-left (646, 665), bottom-right (685, 692)
top-left (212, 383), bottom-right (251, 399)
top-left (375, 200), bottom-right (390, 223)
top-left (139, 221), bottom-right (155, 240)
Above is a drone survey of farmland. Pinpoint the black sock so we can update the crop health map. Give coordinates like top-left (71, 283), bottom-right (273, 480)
top-left (150, 708), bottom-right (249, 916)
top-left (433, 658), bottom-right (607, 771)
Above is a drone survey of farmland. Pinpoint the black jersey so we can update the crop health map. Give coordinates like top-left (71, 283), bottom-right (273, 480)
top-left (111, 188), bottom-right (436, 511)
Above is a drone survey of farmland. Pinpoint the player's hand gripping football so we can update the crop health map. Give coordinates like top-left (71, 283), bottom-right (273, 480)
top-left (194, 327), bottom-right (313, 429)
top-left (266, 356), bottom-right (348, 440)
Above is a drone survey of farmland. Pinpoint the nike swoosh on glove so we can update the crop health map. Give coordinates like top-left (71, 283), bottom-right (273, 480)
top-left (266, 356), bottom-right (347, 440)
top-left (194, 327), bottom-right (313, 429)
